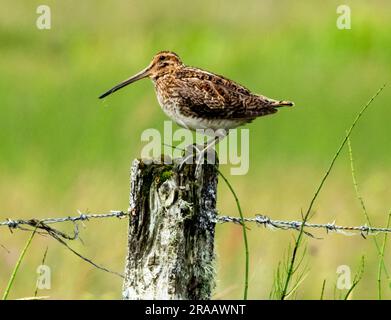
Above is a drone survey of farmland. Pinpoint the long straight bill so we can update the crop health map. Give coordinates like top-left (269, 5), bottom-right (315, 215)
top-left (99, 67), bottom-right (150, 99)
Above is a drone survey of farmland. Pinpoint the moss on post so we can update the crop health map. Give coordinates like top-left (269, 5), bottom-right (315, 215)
top-left (123, 157), bottom-right (218, 300)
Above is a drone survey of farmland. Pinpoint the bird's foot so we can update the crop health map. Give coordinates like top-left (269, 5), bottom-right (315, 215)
top-left (178, 143), bottom-right (217, 179)
top-left (177, 143), bottom-right (202, 172)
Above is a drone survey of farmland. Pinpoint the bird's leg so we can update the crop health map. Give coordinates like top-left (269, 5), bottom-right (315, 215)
top-left (192, 137), bottom-right (218, 178)
top-left (177, 143), bottom-right (202, 171)
top-left (178, 130), bottom-right (227, 176)
top-left (176, 119), bottom-right (201, 170)
top-left (194, 130), bottom-right (227, 178)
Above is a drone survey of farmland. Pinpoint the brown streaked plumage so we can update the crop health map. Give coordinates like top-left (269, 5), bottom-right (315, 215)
top-left (99, 51), bottom-right (294, 132)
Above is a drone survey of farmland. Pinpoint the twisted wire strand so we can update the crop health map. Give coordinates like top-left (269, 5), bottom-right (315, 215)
top-left (1, 210), bottom-right (391, 237)
top-left (215, 215), bottom-right (391, 236)
top-left (0, 210), bottom-right (127, 229)
top-left (0, 210), bottom-right (128, 278)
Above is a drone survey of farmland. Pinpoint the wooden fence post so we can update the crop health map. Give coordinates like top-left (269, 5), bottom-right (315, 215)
top-left (122, 157), bottom-right (218, 300)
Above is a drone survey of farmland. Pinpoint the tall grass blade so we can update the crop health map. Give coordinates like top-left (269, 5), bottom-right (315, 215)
top-left (2, 227), bottom-right (38, 300)
top-left (218, 169), bottom-right (249, 300)
top-left (279, 84), bottom-right (386, 300)
top-left (377, 211), bottom-right (391, 300)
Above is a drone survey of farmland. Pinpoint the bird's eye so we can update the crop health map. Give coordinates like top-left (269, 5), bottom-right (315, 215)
top-left (159, 55), bottom-right (166, 61)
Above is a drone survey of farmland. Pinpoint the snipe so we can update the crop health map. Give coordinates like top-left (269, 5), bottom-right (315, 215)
top-left (99, 51), bottom-right (294, 170)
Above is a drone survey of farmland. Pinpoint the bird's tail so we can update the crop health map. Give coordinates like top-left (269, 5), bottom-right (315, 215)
top-left (272, 100), bottom-right (295, 107)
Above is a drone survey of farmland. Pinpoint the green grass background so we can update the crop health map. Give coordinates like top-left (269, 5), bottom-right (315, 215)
top-left (0, 0), bottom-right (390, 299)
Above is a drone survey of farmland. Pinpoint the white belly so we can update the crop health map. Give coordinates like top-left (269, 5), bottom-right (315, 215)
top-left (156, 93), bottom-right (243, 132)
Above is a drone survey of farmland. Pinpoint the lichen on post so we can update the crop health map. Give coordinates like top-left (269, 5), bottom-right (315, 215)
top-left (123, 157), bottom-right (218, 300)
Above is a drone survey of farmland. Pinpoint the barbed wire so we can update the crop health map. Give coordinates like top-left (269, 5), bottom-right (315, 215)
top-left (1, 210), bottom-right (391, 238)
top-left (215, 215), bottom-right (391, 238)
top-left (1, 209), bottom-right (389, 278)
top-left (0, 210), bottom-right (127, 229)
top-left (0, 210), bottom-right (128, 278)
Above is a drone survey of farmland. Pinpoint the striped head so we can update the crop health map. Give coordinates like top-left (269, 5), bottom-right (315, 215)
top-left (99, 51), bottom-right (183, 99)
top-left (148, 51), bottom-right (183, 79)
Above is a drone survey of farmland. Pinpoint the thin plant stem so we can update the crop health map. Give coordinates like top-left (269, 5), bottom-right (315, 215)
top-left (280, 84), bottom-right (386, 300)
top-left (348, 137), bottom-right (390, 293)
top-left (34, 246), bottom-right (49, 297)
top-left (2, 226), bottom-right (38, 300)
top-left (344, 256), bottom-right (365, 300)
top-left (320, 279), bottom-right (326, 300)
top-left (347, 137), bottom-right (372, 224)
top-left (218, 169), bottom-right (249, 300)
top-left (377, 211), bottom-right (391, 300)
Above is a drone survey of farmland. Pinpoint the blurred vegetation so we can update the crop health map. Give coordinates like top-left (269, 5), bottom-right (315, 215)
top-left (0, 0), bottom-right (390, 299)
